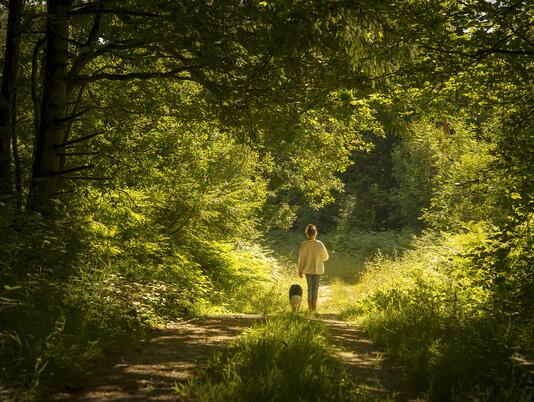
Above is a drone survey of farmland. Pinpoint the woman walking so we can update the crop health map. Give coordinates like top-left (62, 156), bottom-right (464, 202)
top-left (298, 224), bottom-right (329, 312)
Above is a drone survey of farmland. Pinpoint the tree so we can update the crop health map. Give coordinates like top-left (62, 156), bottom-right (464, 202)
top-left (26, 0), bottom-right (71, 212)
top-left (22, 0), bottom-right (403, 214)
top-left (0, 0), bottom-right (23, 203)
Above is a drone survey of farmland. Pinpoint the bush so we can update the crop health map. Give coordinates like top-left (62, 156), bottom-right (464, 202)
top-left (341, 227), bottom-right (534, 401)
top-left (0, 206), bottom-right (287, 398)
top-left (176, 314), bottom-right (385, 402)
top-left (187, 239), bottom-right (290, 315)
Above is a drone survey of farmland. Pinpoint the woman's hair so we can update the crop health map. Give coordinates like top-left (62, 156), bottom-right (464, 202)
top-left (305, 224), bottom-right (317, 237)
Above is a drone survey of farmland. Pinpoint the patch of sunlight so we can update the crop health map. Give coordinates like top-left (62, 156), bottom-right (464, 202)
top-left (324, 254), bottom-right (365, 283)
top-left (320, 279), bottom-right (362, 314)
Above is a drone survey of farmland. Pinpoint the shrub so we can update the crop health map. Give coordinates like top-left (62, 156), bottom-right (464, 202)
top-left (0, 207), bottom-right (287, 398)
top-left (341, 227), bottom-right (534, 401)
top-left (176, 314), bottom-right (386, 402)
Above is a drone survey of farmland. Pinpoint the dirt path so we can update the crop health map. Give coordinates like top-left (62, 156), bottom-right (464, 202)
top-left (319, 315), bottom-right (422, 401)
top-left (48, 313), bottom-right (421, 402)
top-left (48, 315), bottom-right (263, 402)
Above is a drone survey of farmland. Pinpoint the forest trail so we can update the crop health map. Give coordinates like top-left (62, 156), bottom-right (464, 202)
top-left (48, 314), bottom-right (419, 402)
top-left (48, 315), bottom-right (262, 402)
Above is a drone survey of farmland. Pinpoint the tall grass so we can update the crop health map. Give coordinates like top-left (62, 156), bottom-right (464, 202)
top-left (340, 226), bottom-right (534, 401)
top-left (325, 229), bottom-right (414, 262)
top-left (268, 229), bottom-right (414, 266)
top-left (267, 229), bottom-right (415, 314)
top-left (176, 314), bottom-right (391, 402)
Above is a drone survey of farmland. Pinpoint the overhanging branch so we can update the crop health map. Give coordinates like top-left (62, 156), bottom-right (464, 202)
top-left (56, 151), bottom-right (100, 156)
top-left (62, 176), bottom-right (111, 181)
top-left (73, 66), bottom-right (203, 86)
top-left (57, 107), bottom-right (94, 122)
top-left (52, 165), bottom-right (95, 175)
top-left (68, 5), bottom-right (105, 83)
top-left (55, 132), bottom-right (103, 148)
top-left (70, 7), bottom-right (160, 18)
top-left (421, 44), bottom-right (534, 59)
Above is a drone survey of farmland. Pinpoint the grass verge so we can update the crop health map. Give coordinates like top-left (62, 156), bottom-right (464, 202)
top-left (340, 227), bottom-right (534, 401)
top-left (175, 314), bottom-right (393, 402)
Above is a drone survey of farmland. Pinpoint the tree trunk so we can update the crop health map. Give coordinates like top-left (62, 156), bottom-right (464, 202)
top-left (12, 92), bottom-right (22, 208)
top-left (0, 0), bottom-right (23, 202)
top-left (27, 0), bottom-right (72, 214)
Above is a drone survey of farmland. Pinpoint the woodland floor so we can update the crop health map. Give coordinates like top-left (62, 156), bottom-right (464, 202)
top-left (47, 314), bottom-right (262, 402)
top-left (46, 309), bottom-right (423, 402)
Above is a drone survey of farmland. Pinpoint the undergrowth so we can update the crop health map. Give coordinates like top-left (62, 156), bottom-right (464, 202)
top-left (341, 225), bottom-right (534, 401)
top-left (0, 207), bottom-right (288, 400)
top-left (175, 314), bottom-right (391, 402)
top-left (268, 229), bottom-right (414, 264)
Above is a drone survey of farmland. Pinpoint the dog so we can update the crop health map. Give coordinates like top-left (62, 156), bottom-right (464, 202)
top-left (289, 284), bottom-right (303, 312)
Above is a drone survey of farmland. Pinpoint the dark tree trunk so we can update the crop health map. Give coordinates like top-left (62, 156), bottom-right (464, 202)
top-left (0, 0), bottom-right (23, 202)
top-left (12, 92), bottom-right (22, 208)
top-left (27, 0), bottom-right (72, 213)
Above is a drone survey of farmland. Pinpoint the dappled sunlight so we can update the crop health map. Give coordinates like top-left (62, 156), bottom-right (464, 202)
top-left (314, 316), bottom-right (420, 401)
top-left (48, 315), bottom-right (263, 402)
top-left (1, 0), bottom-right (530, 399)
top-left (319, 280), bottom-right (363, 314)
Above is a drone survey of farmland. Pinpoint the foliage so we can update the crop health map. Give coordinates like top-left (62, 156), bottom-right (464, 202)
top-left (341, 227), bottom-right (534, 401)
top-left (0, 187), bottom-right (285, 396)
top-left (0, 0), bottom-right (532, 400)
top-left (1, 0), bottom-right (406, 212)
top-left (323, 113), bottom-right (504, 232)
top-left (325, 230), bottom-right (414, 262)
top-left (402, 119), bottom-right (500, 230)
top-left (176, 314), bottom-right (389, 402)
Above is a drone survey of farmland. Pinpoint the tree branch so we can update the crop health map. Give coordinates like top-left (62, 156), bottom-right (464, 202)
top-left (70, 7), bottom-right (160, 18)
top-left (57, 107), bottom-right (94, 122)
top-left (68, 4), bottom-right (105, 84)
top-left (52, 165), bottom-right (95, 175)
top-left (421, 45), bottom-right (534, 59)
top-left (90, 40), bottom-right (157, 56)
top-left (62, 176), bottom-right (111, 181)
top-left (478, 48), bottom-right (534, 56)
top-left (55, 132), bottom-right (103, 148)
top-left (56, 151), bottom-right (100, 156)
top-left (73, 66), bottom-right (202, 86)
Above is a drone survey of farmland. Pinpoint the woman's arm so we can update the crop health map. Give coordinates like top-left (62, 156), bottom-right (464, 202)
top-left (321, 242), bottom-right (329, 261)
top-left (298, 244), bottom-right (306, 277)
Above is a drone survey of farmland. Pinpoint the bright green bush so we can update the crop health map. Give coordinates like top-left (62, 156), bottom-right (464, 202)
top-left (186, 239), bottom-right (290, 315)
top-left (341, 227), bottom-right (534, 401)
top-left (0, 197), bottom-right (286, 397)
top-left (177, 314), bottom-right (387, 402)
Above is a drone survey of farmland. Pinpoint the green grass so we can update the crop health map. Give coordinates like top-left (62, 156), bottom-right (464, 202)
top-left (269, 227), bottom-right (534, 400)
top-left (175, 314), bottom-right (392, 402)
top-left (266, 229), bottom-right (414, 314)
top-left (267, 229), bottom-right (413, 282)
top-left (339, 228), bottom-right (534, 401)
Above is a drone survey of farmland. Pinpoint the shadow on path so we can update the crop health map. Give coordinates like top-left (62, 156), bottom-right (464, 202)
top-left (48, 315), bottom-right (263, 402)
top-left (318, 314), bottom-right (424, 402)
top-left (48, 313), bottom-right (423, 402)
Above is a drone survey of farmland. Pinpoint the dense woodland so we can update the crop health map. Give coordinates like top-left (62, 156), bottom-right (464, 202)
top-left (0, 0), bottom-right (532, 401)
